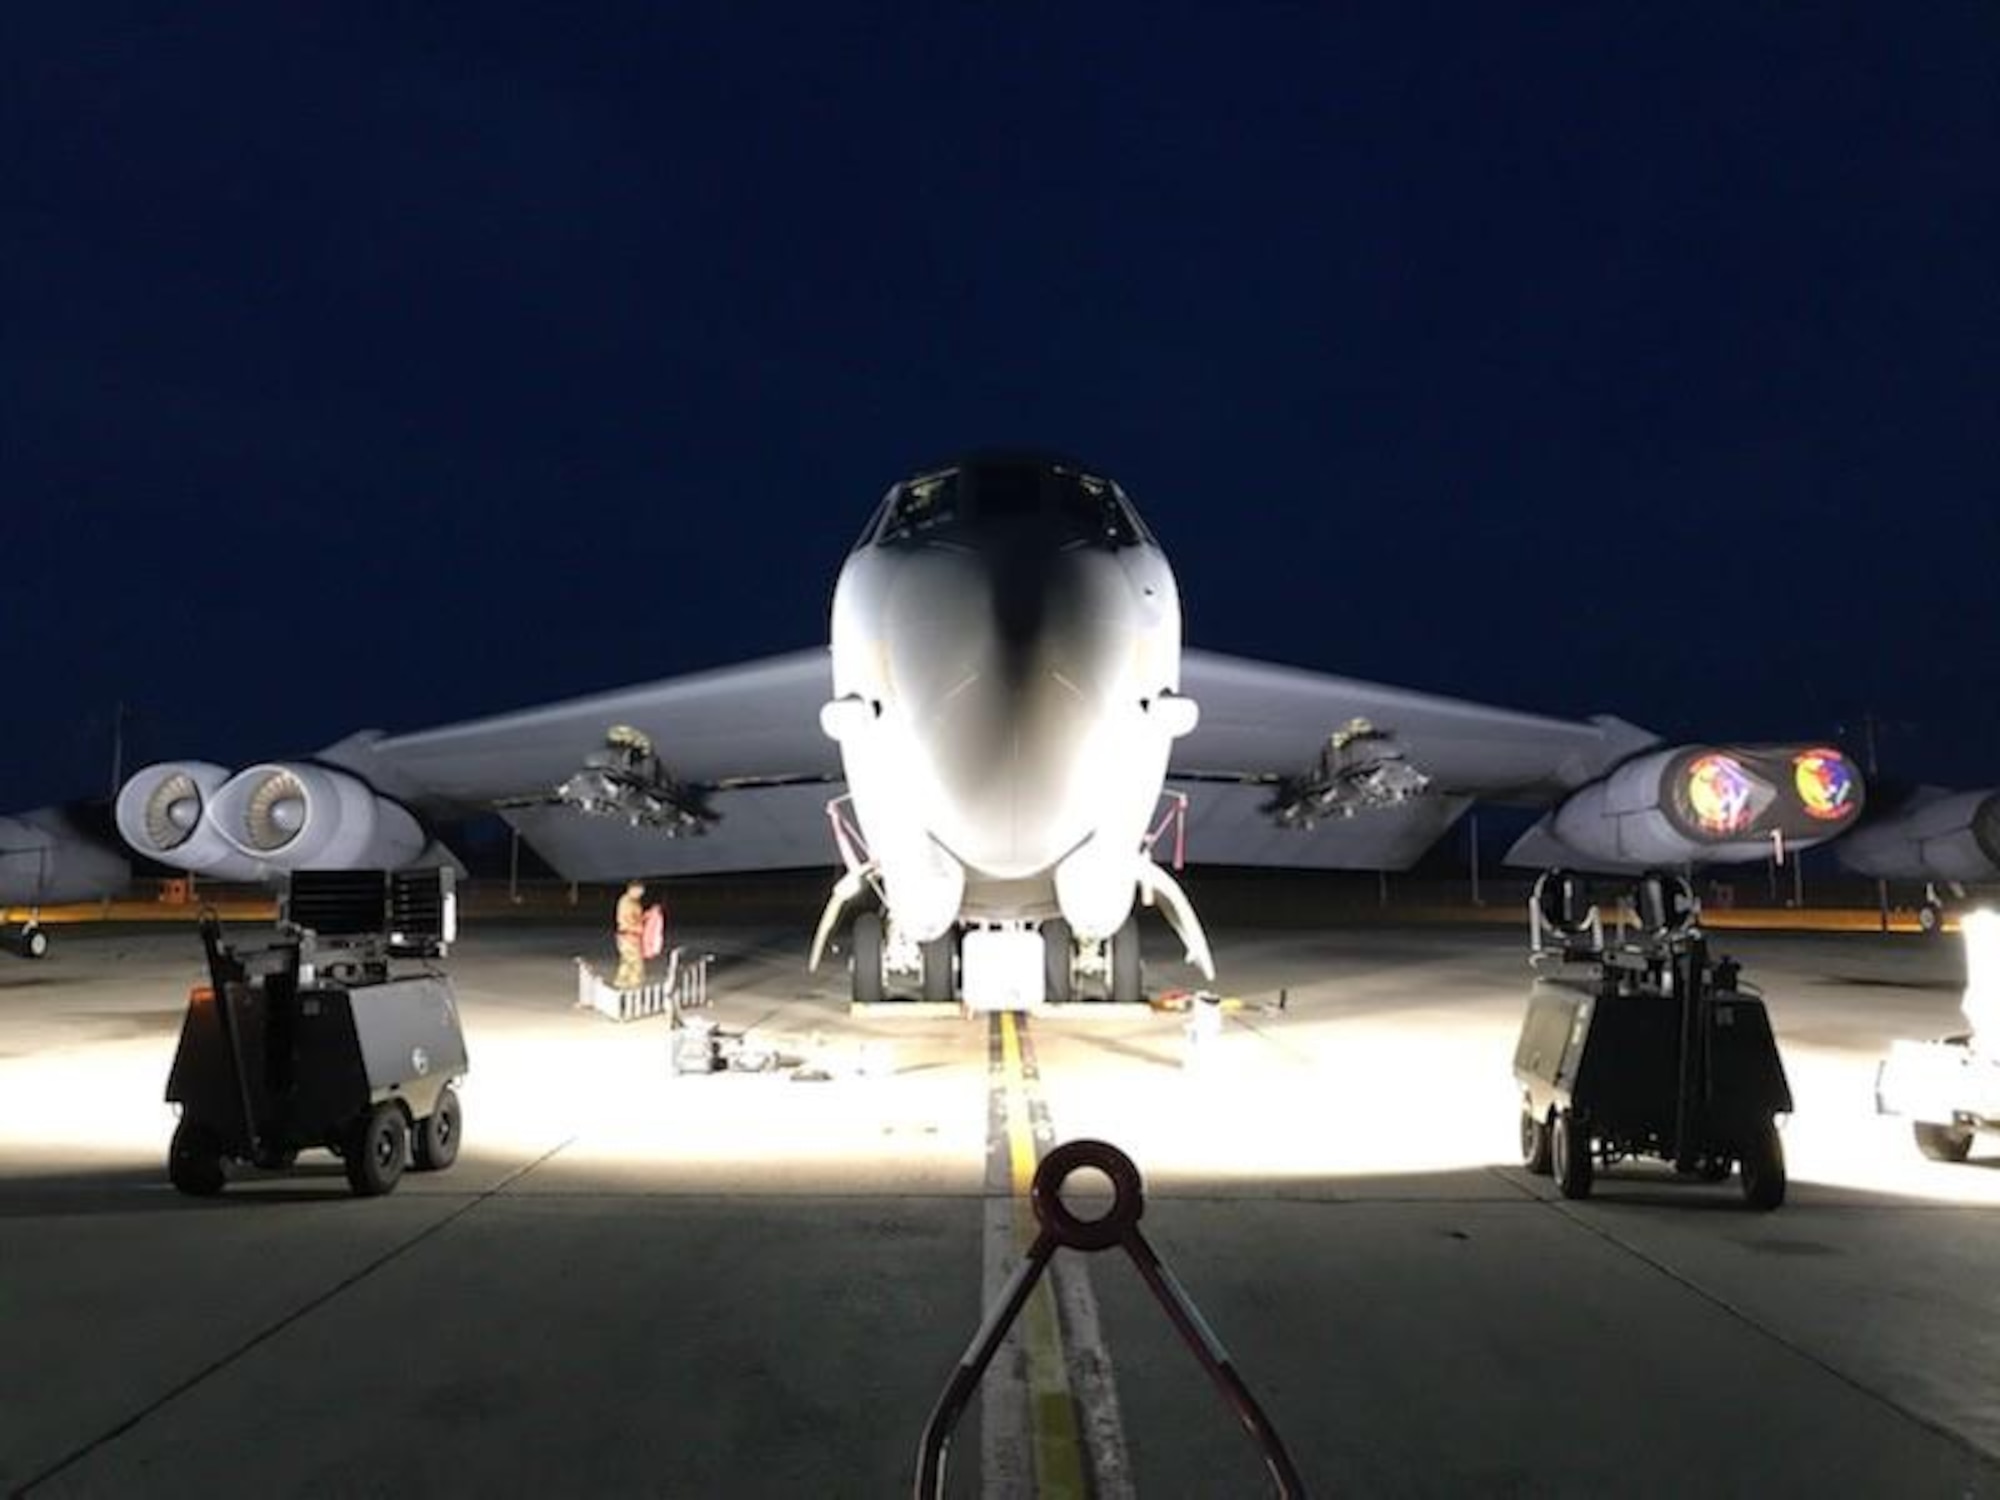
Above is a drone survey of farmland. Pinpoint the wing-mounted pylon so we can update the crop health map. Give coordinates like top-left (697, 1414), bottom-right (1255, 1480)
top-left (1265, 719), bottom-right (1432, 828)
top-left (1180, 718), bottom-right (1432, 830)
top-left (500, 725), bottom-right (717, 836)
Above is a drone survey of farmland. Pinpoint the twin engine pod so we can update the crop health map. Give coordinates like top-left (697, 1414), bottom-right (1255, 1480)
top-left (1518, 744), bottom-right (1865, 871)
top-left (1835, 788), bottom-right (2000, 883)
top-left (116, 761), bottom-right (425, 878)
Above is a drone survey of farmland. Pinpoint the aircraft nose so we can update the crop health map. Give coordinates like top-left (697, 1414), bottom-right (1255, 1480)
top-left (883, 545), bottom-right (1141, 878)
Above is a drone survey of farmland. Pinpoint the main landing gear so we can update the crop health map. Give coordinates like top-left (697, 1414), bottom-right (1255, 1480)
top-left (845, 911), bottom-right (1145, 1006)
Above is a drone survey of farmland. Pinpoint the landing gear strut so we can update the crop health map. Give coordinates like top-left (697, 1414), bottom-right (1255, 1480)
top-left (5, 908), bottom-right (48, 959)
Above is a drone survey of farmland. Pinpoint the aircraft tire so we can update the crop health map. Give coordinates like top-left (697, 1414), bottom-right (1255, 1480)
top-left (345, 1104), bottom-right (408, 1197)
top-left (1919, 902), bottom-right (1944, 936)
top-left (1110, 915), bottom-right (1142, 1003)
top-left (851, 912), bottom-right (885, 1004)
top-left (1913, 1121), bottom-right (1974, 1163)
top-left (1552, 1109), bottom-right (1593, 1200)
top-left (169, 1120), bottom-right (226, 1197)
top-left (1520, 1107), bottom-right (1552, 1175)
top-left (22, 927), bottom-right (48, 960)
top-left (414, 1085), bottom-right (462, 1171)
top-left (1042, 919), bottom-right (1073, 1003)
top-left (921, 931), bottom-right (956, 1003)
top-left (1740, 1119), bottom-right (1786, 1210)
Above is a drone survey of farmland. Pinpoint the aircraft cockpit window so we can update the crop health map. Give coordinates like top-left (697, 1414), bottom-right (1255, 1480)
top-left (874, 462), bottom-right (1146, 547)
top-left (853, 485), bottom-right (900, 552)
top-left (1054, 470), bottom-right (1142, 548)
top-left (876, 470), bottom-right (961, 543)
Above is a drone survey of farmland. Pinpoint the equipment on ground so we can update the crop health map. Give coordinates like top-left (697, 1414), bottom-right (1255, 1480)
top-left (165, 869), bottom-right (467, 1198)
top-left (1875, 908), bottom-right (2000, 1161)
top-left (915, 1139), bottom-right (1305, 1498)
top-left (1513, 869), bottom-right (1792, 1209)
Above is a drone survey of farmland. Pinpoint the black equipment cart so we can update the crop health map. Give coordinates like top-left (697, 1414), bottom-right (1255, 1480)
top-left (1513, 870), bottom-right (1792, 1210)
top-left (166, 869), bottom-right (468, 1198)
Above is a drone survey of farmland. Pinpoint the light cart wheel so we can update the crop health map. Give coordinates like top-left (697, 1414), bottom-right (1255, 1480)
top-left (168, 1119), bottom-right (226, 1197)
top-left (414, 1085), bottom-right (462, 1171)
top-left (1520, 1107), bottom-right (1552, 1175)
top-left (1552, 1109), bottom-right (1593, 1200)
top-left (345, 1104), bottom-right (408, 1197)
top-left (1740, 1119), bottom-right (1787, 1210)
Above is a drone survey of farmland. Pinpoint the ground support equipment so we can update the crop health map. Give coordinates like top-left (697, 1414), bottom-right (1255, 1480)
top-left (1513, 871), bottom-right (1793, 1210)
top-left (165, 869), bottom-right (467, 1198)
top-left (1875, 908), bottom-right (2000, 1163)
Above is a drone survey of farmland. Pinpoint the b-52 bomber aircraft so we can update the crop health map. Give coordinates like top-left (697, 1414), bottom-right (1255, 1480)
top-left (2, 803), bottom-right (129, 958)
top-left (115, 452), bottom-right (1865, 1006)
top-left (1836, 783), bottom-right (2000, 934)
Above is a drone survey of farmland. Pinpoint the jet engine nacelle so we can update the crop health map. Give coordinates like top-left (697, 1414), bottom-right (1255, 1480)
top-left (115, 761), bottom-right (270, 880)
top-left (1836, 789), bottom-right (2000, 883)
top-left (206, 763), bottom-right (426, 872)
top-left (1518, 744), bottom-right (1865, 871)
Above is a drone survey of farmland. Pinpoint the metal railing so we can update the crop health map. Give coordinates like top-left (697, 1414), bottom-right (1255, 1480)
top-left (574, 947), bottom-right (712, 1021)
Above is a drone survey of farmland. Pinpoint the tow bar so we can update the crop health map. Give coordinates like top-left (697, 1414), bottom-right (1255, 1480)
top-left (914, 1139), bottom-right (1307, 1497)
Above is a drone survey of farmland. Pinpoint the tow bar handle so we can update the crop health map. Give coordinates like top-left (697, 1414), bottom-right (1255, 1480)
top-left (914, 1139), bottom-right (1308, 1498)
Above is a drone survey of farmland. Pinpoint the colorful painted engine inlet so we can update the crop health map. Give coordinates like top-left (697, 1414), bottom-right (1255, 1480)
top-left (1663, 743), bottom-right (1865, 846)
top-left (1683, 753), bottom-right (1764, 835)
top-left (1794, 748), bottom-right (1859, 822)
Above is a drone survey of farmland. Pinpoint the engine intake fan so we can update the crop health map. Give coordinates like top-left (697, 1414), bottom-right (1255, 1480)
top-left (115, 762), bottom-right (268, 880)
top-left (1511, 743), bottom-right (1865, 872)
top-left (207, 763), bottom-right (426, 871)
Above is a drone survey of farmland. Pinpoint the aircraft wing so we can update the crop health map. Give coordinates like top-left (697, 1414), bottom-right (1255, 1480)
top-left (308, 646), bottom-right (1754, 880)
top-left (1, 803), bottom-right (130, 906)
top-left (1167, 649), bottom-right (1660, 870)
top-left (323, 649), bottom-right (844, 879)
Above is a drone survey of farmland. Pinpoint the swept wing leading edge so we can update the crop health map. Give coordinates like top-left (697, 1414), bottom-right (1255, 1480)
top-left (312, 646), bottom-right (1655, 879)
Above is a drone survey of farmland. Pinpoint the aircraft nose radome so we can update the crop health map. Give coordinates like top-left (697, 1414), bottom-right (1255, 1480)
top-left (883, 548), bottom-right (1141, 878)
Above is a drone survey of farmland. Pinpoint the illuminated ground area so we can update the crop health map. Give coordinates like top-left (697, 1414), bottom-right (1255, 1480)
top-left (4, 919), bottom-right (2000, 1496)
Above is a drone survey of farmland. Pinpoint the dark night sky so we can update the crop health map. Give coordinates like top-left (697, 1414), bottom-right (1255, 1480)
top-left (5, 7), bottom-right (1996, 809)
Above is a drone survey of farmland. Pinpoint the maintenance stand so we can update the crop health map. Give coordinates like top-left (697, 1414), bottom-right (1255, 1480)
top-left (166, 869), bottom-right (468, 1198)
top-left (1513, 870), bottom-right (1792, 1210)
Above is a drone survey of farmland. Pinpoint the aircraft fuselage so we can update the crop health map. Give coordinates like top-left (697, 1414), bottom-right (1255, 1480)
top-left (821, 454), bottom-right (1196, 941)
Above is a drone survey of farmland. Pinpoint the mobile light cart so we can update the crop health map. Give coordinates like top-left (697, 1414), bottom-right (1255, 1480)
top-left (1513, 870), bottom-right (1793, 1210)
top-left (1876, 908), bottom-right (2000, 1163)
top-left (165, 869), bottom-right (467, 1198)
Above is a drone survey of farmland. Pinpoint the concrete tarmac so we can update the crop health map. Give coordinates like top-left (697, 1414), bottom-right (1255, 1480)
top-left (4, 917), bottom-right (2000, 1497)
